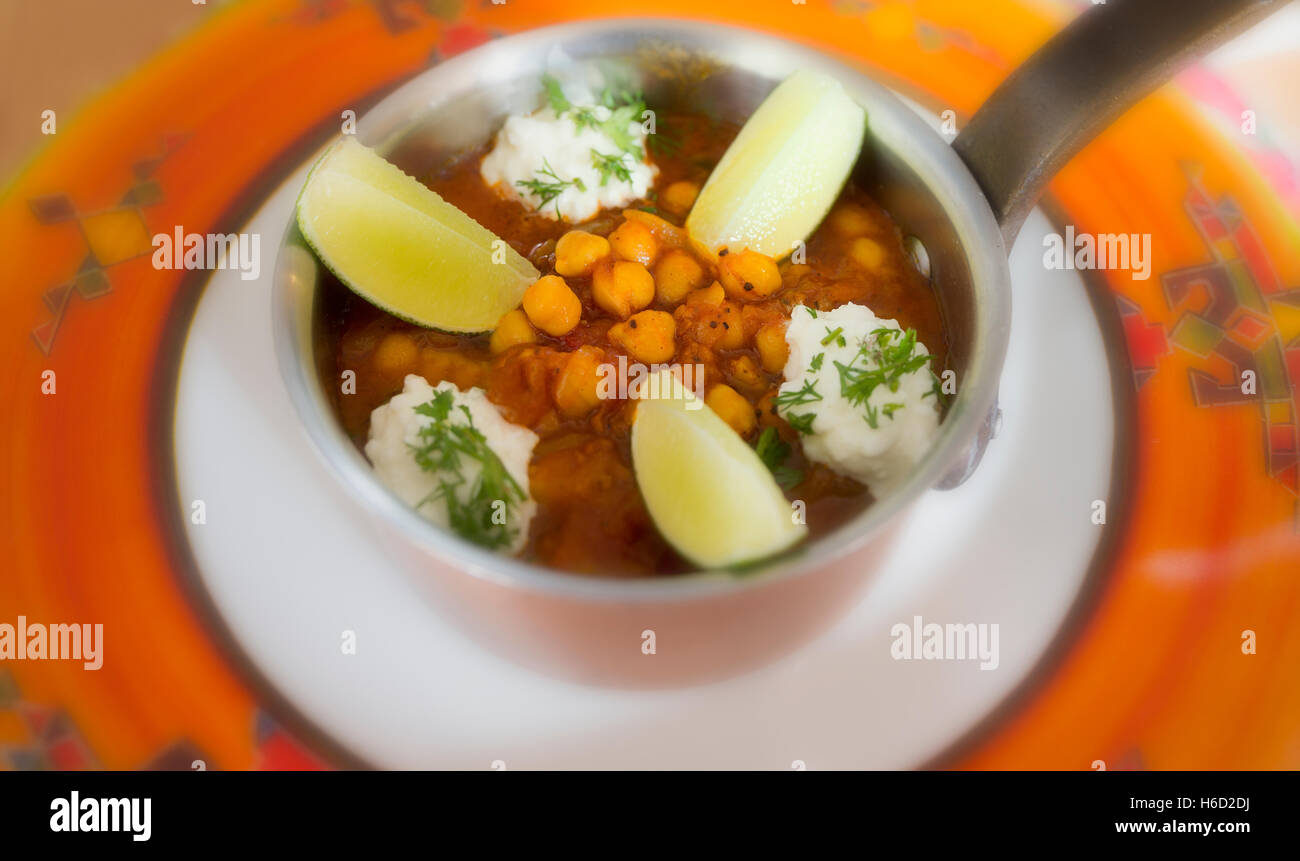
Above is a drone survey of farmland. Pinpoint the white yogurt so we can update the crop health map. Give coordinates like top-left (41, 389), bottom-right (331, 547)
top-left (365, 374), bottom-right (538, 553)
top-left (778, 303), bottom-right (941, 496)
top-left (480, 101), bottom-right (656, 222)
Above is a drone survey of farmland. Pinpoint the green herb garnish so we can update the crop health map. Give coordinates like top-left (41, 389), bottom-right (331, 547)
top-left (546, 80), bottom-right (646, 159)
top-left (541, 74), bottom-right (571, 114)
top-left (774, 379), bottom-right (822, 435)
top-left (754, 426), bottom-right (803, 490)
top-left (785, 412), bottom-right (817, 435)
top-left (572, 106), bottom-right (602, 132)
top-left (599, 80), bottom-right (645, 111)
top-left (516, 159), bottom-right (586, 217)
top-left (923, 371), bottom-right (949, 406)
top-left (547, 75), bottom-right (645, 159)
top-left (809, 352), bottom-right (824, 372)
top-left (834, 326), bottom-right (932, 429)
top-left (647, 122), bottom-right (683, 158)
top-left (408, 390), bottom-right (526, 551)
top-left (591, 149), bottom-right (633, 186)
top-left (774, 379), bottom-right (822, 410)
top-left (600, 103), bottom-right (646, 159)
top-left (821, 326), bottom-right (847, 347)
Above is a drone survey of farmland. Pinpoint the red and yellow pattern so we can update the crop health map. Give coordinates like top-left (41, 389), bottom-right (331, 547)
top-left (1, 0), bottom-right (1298, 769)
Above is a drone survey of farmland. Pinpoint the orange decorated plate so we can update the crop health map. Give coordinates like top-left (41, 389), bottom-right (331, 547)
top-left (2, 0), bottom-right (1298, 769)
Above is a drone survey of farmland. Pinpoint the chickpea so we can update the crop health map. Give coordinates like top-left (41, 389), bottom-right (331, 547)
top-left (717, 302), bottom-right (745, 350)
top-left (608, 219), bottom-right (659, 266)
top-left (554, 230), bottom-right (610, 277)
top-left (553, 346), bottom-right (605, 418)
top-left (685, 281), bottom-right (726, 307)
top-left (373, 332), bottom-right (418, 375)
top-left (706, 384), bottom-right (756, 436)
top-left (653, 249), bottom-right (707, 305)
top-left (624, 208), bottom-right (686, 246)
top-left (419, 348), bottom-right (451, 383)
top-left (718, 250), bottom-right (782, 300)
top-left (592, 259), bottom-right (655, 319)
top-left (609, 310), bottom-right (676, 364)
top-left (727, 354), bottom-right (767, 393)
top-left (522, 275), bottom-right (582, 336)
top-left (849, 236), bottom-right (886, 270)
top-left (827, 203), bottom-right (874, 237)
top-left (490, 308), bottom-right (537, 354)
top-left (660, 180), bottom-right (700, 216)
top-left (755, 322), bottom-right (790, 373)
top-left (444, 354), bottom-right (483, 391)
top-left (669, 362), bottom-right (706, 396)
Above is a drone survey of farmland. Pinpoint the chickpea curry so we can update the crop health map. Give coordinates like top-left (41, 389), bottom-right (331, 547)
top-left (321, 102), bottom-right (948, 577)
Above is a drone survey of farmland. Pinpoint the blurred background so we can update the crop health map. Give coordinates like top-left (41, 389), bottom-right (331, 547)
top-left (4, 1), bottom-right (1299, 186)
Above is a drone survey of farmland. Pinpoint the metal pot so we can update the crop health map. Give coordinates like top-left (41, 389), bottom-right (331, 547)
top-left (272, 1), bottom-right (1283, 686)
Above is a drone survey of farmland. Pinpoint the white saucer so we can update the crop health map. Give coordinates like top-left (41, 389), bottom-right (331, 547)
top-left (172, 154), bottom-right (1120, 768)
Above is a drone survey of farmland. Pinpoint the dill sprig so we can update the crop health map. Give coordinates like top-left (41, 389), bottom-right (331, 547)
top-left (516, 159), bottom-right (586, 216)
top-left (774, 379), bottom-right (822, 435)
top-left (591, 150), bottom-right (633, 186)
top-left (833, 326), bottom-right (932, 429)
top-left (572, 106), bottom-right (602, 132)
top-left (775, 379), bottom-right (822, 409)
top-left (408, 390), bottom-right (526, 551)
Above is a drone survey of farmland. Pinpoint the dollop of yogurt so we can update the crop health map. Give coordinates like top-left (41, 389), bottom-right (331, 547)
top-left (778, 303), bottom-right (941, 496)
top-left (480, 87), bottom-right (656, 222)
top-left (365, 374), bottom-right (538, 553)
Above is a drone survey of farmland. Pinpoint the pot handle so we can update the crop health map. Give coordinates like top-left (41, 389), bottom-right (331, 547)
top-left (937, 0), bottom-right (1287, 490)
top-left (952, 0), bottom-right (1287, 246)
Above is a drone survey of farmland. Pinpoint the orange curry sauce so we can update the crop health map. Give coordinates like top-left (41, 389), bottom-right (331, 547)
top-left (327, 112), bottom-right (946, 576)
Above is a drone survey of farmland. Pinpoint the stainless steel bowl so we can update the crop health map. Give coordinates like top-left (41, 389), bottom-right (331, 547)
top-left (272, 5), bottom-right (1278, 685)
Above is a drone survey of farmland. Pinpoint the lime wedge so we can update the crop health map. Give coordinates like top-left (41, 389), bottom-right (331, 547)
top-left (296, 139), bottom-right (539, 332)
top-left (685, 69), bottom-right (866, 259)
top-left (631, 371), bottom-right (807, 568)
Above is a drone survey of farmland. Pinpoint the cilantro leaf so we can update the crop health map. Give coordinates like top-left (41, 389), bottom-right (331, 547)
top-left (541, 74), bottom-right (570, 114)
top-left (785, 412), bottom-right (816, 435)
top-left (753, 426), bottom-right (803, 490)
top-left (407, 390), bottom-right (527, 551)
top-left (600, 103), bottom-right (646, 159)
